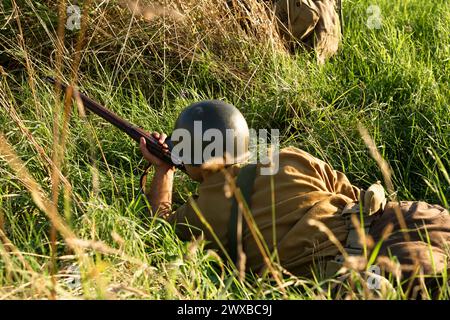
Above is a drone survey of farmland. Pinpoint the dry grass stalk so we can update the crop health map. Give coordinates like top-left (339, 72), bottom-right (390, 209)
top-left (187, 197), bottom-right (235, 268)
top-left (0, 135), bottom-right (146, 266)
top-left (358, 124), bottom-right (426, 298)
top-left (0, 85), bottom-right (82, 208)
top-left (221, 168), bottom-right (286, 296)
top-left (350, 213), bottom-right (374, 257)
top-left (11, 0), bottom-right (39, 118)
top-left (308, 219), bottom-right (349, 261)
top-left (358, 124), bottom-right (410, 241)
top-left (0, 134), bottom-right (77, 241)
top-left (0, 229), bottom-right (34, 274)
top-left (49, 0), bottom-right (93, 296)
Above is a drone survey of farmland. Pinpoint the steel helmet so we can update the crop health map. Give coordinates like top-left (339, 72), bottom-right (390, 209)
top-left (171, 100), bottom-right (250, 166)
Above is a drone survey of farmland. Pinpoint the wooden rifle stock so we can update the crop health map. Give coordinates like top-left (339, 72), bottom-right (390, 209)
top-left (45, 77), bottom-right (185, 172)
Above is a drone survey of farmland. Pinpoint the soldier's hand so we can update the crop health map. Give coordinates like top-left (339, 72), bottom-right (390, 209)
top-left (140, 132), bottom-right (174, 172)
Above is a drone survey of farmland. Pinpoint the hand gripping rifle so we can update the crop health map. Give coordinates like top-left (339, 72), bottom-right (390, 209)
top-left (44, 77), bottom-right (185, 194)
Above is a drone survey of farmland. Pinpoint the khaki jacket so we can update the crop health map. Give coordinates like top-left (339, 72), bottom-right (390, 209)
top-left (274, 0), bottom-right (341, 62)
top-left (167, 147), bottom-right (359, 275)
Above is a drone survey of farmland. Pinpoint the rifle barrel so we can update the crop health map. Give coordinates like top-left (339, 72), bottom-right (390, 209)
top-left (45, 77), bottom-right (184, 171)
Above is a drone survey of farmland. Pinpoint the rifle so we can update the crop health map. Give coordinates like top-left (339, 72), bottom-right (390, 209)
top-left (44, 77), bottom-right (186, 181)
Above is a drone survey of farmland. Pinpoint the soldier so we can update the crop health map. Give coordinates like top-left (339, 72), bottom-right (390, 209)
top-left (228, 0), bottom-right (342, 63)
top-left (140, 100), bottom-right (450, 295)
top-left (273, 0), bottom-right (342, 63)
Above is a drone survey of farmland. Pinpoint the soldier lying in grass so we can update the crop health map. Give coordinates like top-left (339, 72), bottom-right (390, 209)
top-left (140, 100), bottom-right (450, 296)
top-left (229, 0), bottom-right (342, 63)
top-left (274, 0), bottom-right (342, 62)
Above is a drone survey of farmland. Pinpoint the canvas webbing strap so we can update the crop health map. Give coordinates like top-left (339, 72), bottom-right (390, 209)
top-left (325, 203), bottom-right (384, 277)
top-left (228, 164), bottom-right (258, 265)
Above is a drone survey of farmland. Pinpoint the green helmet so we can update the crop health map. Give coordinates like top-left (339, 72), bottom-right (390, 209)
top-left (171, 100), bottom-right (250, 166)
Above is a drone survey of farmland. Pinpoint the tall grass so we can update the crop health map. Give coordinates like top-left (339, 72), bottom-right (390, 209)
top-left (0, 0), bottom-right (449, 299)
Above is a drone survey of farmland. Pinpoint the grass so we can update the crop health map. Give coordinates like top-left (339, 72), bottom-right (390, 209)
top-left (0, 0), bottom-right (449, 299)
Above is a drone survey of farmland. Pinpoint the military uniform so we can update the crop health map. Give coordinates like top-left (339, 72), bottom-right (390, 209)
top-left (164, 147), bottom-right (450, 283)
top-left (371, 201), bottom-right (450, 280)
top-left (227, 0), bottom-right (342, 62)
top-left (273, 0), bottom-right (341, 62)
